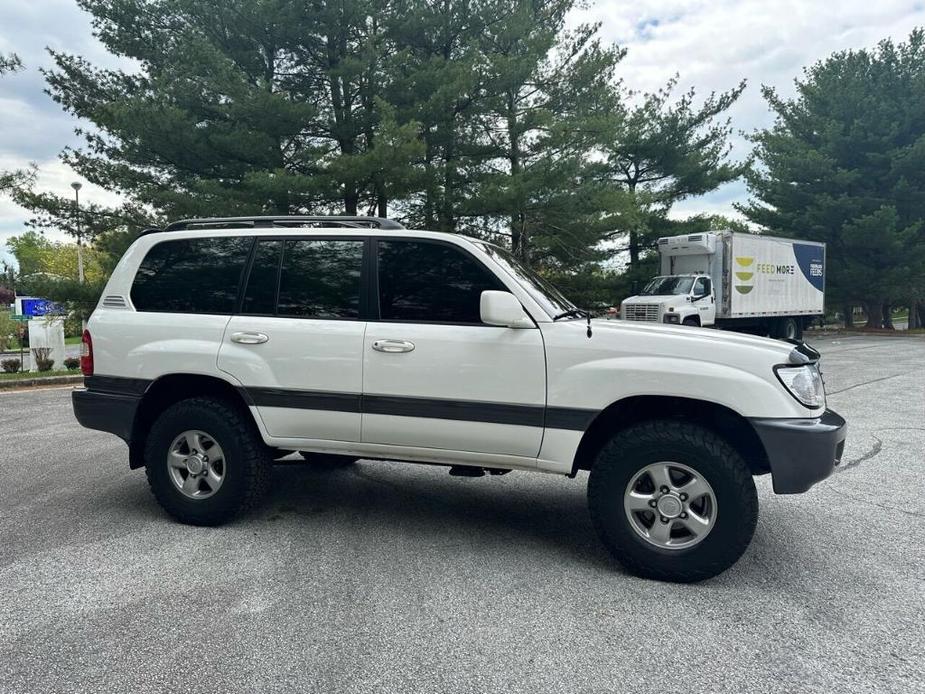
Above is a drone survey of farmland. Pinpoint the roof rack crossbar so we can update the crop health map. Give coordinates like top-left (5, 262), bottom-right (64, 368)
top-left (157, 215), bottom-right (404, 233)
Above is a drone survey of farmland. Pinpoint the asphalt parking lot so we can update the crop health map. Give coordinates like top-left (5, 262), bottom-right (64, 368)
top-left (1, 334), bottom-right (923, 693)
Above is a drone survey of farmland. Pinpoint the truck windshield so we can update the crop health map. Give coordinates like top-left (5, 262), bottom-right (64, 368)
top-left (640, 276), bottom-right (695, 296)
top-left (476, 242), bottom-right (576, 317)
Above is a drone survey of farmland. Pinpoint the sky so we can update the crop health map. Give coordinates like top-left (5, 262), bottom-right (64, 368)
top-left (0, 0), bottom-right (924, 266)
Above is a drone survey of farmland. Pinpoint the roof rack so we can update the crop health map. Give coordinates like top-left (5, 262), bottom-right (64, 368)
top-left (143, 215), bottom-right (405, 235)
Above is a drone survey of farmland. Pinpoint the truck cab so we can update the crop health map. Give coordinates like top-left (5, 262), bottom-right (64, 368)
top-left (622, 274), bottom-right (716, 327)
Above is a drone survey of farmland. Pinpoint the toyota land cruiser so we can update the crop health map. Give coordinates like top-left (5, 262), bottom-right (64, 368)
top-left (72, 215), bottom-right (847, 582)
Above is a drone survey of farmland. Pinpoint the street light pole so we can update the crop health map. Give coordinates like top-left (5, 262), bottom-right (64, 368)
top-left (71, 182), bottom-right (84, 284)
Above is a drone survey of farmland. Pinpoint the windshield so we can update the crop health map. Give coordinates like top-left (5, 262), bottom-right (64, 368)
top-left (640, 276), bottom-right (695, 296)
top-left (476, 242), bottom-right (576, 317)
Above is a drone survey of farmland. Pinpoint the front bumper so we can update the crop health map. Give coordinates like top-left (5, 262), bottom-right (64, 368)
top-left (72, 388), bottom-right (140, 442)
top-left (749, 409), bottom-right (847, 494)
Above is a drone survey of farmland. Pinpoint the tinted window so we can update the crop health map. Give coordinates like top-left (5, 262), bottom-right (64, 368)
top-left (131, 237), bottom-right (252, 314)
top-left (477, 242), bottom-right (575, 316)
top-left (277, 239), bottom-right (363, 318)
top-left (241, 239), bottom-right (282, 314)
top-left (377, 241), bottom-right (504, 323)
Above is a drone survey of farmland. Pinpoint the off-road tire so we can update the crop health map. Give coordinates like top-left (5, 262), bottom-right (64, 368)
top-left (299, 451), bottom-right (358, 467)
top-left (145, 397), bottom-right (271, 526)
top-left (588, 420), bottom-right (758, 583)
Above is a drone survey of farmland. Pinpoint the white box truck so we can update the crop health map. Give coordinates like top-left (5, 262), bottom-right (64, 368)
top-left (620, 231), bottom-right (825, 340)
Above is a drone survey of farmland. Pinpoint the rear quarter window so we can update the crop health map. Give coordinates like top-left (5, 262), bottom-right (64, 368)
top-left (131, 236), bottom-right (252, 314)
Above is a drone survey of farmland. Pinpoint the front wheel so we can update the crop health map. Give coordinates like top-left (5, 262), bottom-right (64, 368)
top-left (588, 420), bottom-right (758, 582)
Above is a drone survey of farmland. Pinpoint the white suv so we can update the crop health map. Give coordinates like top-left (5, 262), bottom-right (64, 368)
top-left (72, 216), bottom-right (847, 582)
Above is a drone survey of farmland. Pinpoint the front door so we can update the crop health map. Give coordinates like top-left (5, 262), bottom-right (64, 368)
top-left (693, 276), bottom-right (717, 325)
top-left (218, 236), bottom-right (367, 441)
top-left (362, 239), bottom-right (546, 458)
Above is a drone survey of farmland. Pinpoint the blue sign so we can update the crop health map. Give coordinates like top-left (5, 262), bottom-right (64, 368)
top-left (21, 298), bottom-right (65, 317)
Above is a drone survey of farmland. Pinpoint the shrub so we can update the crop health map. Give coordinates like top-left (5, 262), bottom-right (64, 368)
top-left (32, 347), bottom-right (54, 372)
top-left (1, 358), bottom-right (20, 373)
top-left (64, 356), bottom-right (80, 370)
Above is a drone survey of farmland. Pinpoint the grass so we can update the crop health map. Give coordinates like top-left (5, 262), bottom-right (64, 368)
top-left (0, 368), bottom-right (81, 382)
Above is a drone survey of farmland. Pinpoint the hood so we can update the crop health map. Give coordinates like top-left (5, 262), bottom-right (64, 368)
top-left (622, 294), bottom-right (684, 305)
top-left (586, 317), bottom-right (795, 364)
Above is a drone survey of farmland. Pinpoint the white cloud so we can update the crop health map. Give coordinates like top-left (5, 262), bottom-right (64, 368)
top-left (0, 156), bottom-right (123, 265)
top-left (575, 0), bottom-right (925, 163)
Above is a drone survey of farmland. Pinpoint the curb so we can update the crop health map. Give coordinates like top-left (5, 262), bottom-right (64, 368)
top-left (0, 375), bottom-right (83, 391)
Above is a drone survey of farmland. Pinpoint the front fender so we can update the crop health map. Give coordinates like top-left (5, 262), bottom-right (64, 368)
top-left (548, 355), bottom-right (808, 419)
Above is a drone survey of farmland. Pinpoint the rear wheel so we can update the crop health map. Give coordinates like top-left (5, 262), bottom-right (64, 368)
top-left (145, 397), bottom-right (271, 526)
top-left (587, 420), bottom-right (758, 582)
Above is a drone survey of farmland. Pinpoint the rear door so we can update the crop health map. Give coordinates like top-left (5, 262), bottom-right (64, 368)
top-left (217, 236), bottom-right (367, 441)
top-left (361, 239), bottom-right (546, 458)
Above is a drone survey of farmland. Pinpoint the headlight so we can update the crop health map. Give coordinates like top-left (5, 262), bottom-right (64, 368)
top-left (775, 364), bottom-right (825, 409)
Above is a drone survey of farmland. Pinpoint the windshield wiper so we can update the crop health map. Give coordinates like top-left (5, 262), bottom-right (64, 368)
top-left (553, 308), bottom-right (593, 339)
top-left (552, 308), bottom-right (589, 321)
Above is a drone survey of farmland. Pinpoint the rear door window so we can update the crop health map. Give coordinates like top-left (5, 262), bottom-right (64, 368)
top-left (241, 239), bottom-right (283, 315)
top-left (275, 239), bottom-right (364, 319)
top-left (131, 236), bottom-right (252, 314)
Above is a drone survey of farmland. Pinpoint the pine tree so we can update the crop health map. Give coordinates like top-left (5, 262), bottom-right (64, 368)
top-left (601, 76), bottom-right (746, 269)
top-left (741, 30), bottom-right (925, 327)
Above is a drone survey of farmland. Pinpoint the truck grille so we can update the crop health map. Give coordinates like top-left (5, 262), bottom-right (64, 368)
top-left (623, 304), bottom-right (659, 321)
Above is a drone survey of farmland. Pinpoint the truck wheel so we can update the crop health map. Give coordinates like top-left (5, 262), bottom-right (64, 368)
top-left (682, 317), bottom-right (699, 327)
top-left (587, 420), bottom-right (758, 583)
top-left (145, 397), bottom-right (271, 526)
top-left (299, 451), bottom-right (358, 467)
top-left (773, 317), bottom-right (802, 341)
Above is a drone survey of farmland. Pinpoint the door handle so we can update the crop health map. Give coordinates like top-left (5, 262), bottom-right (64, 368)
top-left (372, 339), bottom-right (415, 353)
top-left (231, 331), bottom-right (269, 345)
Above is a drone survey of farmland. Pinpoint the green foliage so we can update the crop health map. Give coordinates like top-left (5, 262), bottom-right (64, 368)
top-left (26, 0), bottom-right (631, 279)
top-left (601, 76), bottom-right (746, 268)
top-left (1, 358), bottom-right (21, 374)
top-left (741, 29), bottom-right (925, 323)
top-left (0, 313), bottom-right (17, 352)
top-left (7, 1), bottom-right (753, 311)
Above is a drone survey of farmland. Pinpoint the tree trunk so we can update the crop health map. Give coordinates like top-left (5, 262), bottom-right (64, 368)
top-left (843, 304), bottom-right (854, 329)
top-left (882, 302), bottom-right (894, 329)
top-left (344, 188), bottom-right (358, 215)
top-left (507, 95), bottom-right (527, 261)
top-left (627, 182), bottom-right (639, 268)
top-left (864, 300), bottom-right (884, 329)
top-left (916, 301), bottom-right (925, 330)
top-left (908, 302), bottom-right (921, 330)
top-left (377, 191), bottom-right (387, 219)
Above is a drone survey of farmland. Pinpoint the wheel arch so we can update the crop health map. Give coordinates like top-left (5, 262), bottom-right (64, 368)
top-left (571, 395), bottom-right (770, 477)
top-left (129, 373), bottom-right (256, 469)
